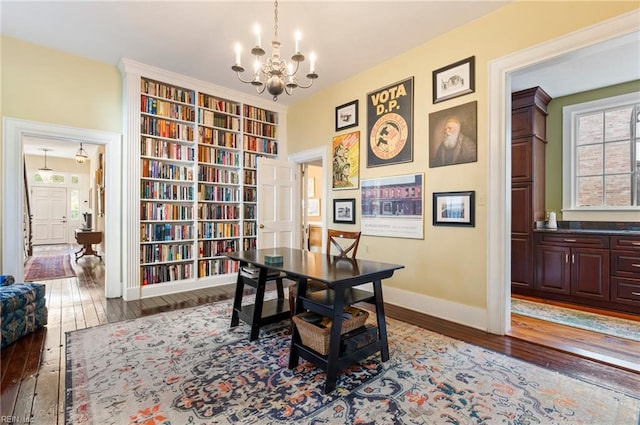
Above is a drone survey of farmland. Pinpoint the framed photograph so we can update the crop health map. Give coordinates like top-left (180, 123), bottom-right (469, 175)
top-left (361, 173), bottom-right (424, 239)
top-left (332, 131), bottom-right (360, 189)
top-left (432, 191), bottom-right (475, 227)
top-left (335, 100), bottom-right (358, 132)
top-left (432, 56), bottom-right (475, 104)
top-left (333, 198), bottom-right (356, 224)
top-left (429, 101), bottom-right (477, 168)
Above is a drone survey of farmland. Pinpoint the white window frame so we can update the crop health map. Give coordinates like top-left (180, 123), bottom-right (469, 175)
top-left (562, 91), bottom-right (640, 221)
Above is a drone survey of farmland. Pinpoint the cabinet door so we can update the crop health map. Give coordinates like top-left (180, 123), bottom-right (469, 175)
top-left (571, 248), bottom-right (610, 301)
top-left (535, 244), bottom-right (571, 294)
top-left (512, 236), bottom-right (533, 289)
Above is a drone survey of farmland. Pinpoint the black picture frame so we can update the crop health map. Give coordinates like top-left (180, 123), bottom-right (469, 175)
top-left (432, 191), bottom-right (475, 227)
top-left (333, 198), bottom-right (356, 224)
top-left (335, 100), bottom-right (358, 132)
top-left (432, 56), bottom-right (475, 104)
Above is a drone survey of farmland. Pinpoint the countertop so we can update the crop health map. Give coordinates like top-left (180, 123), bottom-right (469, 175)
top-left (533, 228), bottom-right (640, 236)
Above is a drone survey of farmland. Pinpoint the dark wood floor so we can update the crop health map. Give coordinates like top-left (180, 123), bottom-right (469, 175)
top-left (2, 246), bottom-right (639, 424)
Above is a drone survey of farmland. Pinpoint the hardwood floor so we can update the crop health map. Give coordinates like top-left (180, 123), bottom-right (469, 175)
top-left (2, 246), bottom-right (639, 424)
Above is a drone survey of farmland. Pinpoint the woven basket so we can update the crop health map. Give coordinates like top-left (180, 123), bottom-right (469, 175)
top-left (293, 307), bottom-right (369, 355)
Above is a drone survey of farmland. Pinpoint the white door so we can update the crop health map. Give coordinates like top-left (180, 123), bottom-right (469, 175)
top-left (32, 186), bottom-right (68, 245)
top-left (257, 158), bottom-right (300, 248)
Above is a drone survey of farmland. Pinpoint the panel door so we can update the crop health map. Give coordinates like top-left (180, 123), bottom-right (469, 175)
top-left (534, 244), bottom-right (571, 294)
top-left (32, 186), bottom-right (68, 245)
top-left (257, 158), bottom-right (300, 249)
top-left (571, 248), bottom-right (610, 301)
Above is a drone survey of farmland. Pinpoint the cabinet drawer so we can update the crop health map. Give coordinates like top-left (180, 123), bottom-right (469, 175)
top-left (611, 235), bottom-right (640, 251)
top-left (611, 277), bottom-right (640, 307)
top-left (611, 251), bottom-right (640, 277)
top-left (536, 233), bottom-right (609, 248)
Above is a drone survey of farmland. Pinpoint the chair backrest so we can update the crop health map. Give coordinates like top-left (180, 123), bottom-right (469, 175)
top-left (326, 229), bottom-right (361, 258)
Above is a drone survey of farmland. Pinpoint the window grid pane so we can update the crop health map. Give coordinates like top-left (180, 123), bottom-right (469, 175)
top-left (577, 175), bottom-right (603, 207)
top-left (604, 174), bottom-right (631, 206)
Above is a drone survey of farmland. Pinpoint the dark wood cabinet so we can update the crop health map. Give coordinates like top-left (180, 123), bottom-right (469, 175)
top-left (511, 87), bottom-right (551, 292)
top-left (610, 235), bottom-right (640, 310)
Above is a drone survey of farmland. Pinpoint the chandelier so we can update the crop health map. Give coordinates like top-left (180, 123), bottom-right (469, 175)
top-left (231, 0), bottom-right (318, 101)
top-left (75, 142), bottom-right (89, 164)
top-left (38, 148), bottom-right (53, 182)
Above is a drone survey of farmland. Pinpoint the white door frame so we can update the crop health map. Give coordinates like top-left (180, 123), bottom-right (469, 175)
top-left (2, 117), bottom-right (123, 298)
top-left (289, 146), bottom-right (329, 252)
top-left (486, 11), bottom-right (639, 334)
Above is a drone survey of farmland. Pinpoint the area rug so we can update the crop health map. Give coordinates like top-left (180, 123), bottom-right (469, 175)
top-left (24, 254), bottom-right (76, 282)
top-left (65, 297), bottom-right (640, 425)
top-left (512, 297), bottom-right (640, 343)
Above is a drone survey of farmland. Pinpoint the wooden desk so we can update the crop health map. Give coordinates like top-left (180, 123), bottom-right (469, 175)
top-left (75, 229), bottom-right (102, 261)
top-left (225, 247), bottom-right (403, 393)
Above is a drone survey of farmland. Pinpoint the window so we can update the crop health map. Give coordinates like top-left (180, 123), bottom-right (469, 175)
top-left (562, 92), bottom-right (640, 220)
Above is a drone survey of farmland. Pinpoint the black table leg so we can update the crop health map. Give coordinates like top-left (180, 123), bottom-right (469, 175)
top-left (230, 260), bottom-right (246, 328)
top-left (249, 267), bottom-right (268, 341)
top-left (324, 288), bottom-right (346, 394)
top-left (288, 276), bottom-right (308, 369)
top-left (372, 279), bottom-right (389, 361)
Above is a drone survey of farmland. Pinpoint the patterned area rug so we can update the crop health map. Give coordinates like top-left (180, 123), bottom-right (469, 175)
top-left (65, 297), bottom-right (640, 425)
top-left (512, 297), bottom-right (640, 343)
top-left (24, 254), bottom-right (76, 282)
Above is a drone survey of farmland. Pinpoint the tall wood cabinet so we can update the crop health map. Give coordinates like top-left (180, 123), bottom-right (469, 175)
top-left (120, 59), bottom-right (284, 300)
top-left (511, 87), bottom-right (551, 293)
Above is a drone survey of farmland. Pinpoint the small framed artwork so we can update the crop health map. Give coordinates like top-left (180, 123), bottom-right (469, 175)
top-left (307, 198), bottom-right (320, 216)
top-left (333, 198), bottom-right (356, 224)
top-left (335, 100), bottom-right (359, 132)
top-left (433, 191), bottom-right (475, 227)
top-left (432, 56), bottom-right (475, 104)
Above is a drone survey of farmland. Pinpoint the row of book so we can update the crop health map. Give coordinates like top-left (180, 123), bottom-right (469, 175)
top-left (141, 137), bottom-right (195, 161)
top-left (198, 239), bottom-right (238, 258)
top-left (243, 105), bottom-right (278, 124)
top-left (141, 79), bottom-right (195, 105)
top-left (140, 223), bottom-right (194, 242)
top-left (141, 159), bottom-right (194, 181)
top-left (197, 146), bottom-right (240, 167)
top-left (243, 187), bottom-right (257, 202)
top-left (140, 243), bottom-right (193, 264)
top-left (244, 204), bottom-right (256, 220)
top-left (197, 165), bottom-right (239, 185)
top-left (141, 95), bottom-right (195, 122)
top-left (198, 109), bottom-right (241, 131)
top-left (197, 184), bottom-right (240, 202)
top-left (198, 203), bottom-right (240, 220)
top-left (141, 116), bottom-right (194, 141)
top-left (198, 222), bottom-right (240, 239)
top-left (198, 127), bottom-right (238, 148)
top-left (243, 237), bottom-right (257, 250)
top-left (141, 262), bottom-right (194, 285)
top-left (141, 181), bottom-right (194, 201)
top-left (243, 169), bottom-right (257, 186)
top-left (140, 202), bottom-right (193, 221)
top-left (243, 121), bottom-right (277, 138)
top-left (197, 258), bottom-right (238, 278)
top-left (243, 136), bottom-right (278, 155)
top-left (198, 93), bottom-right (241, 115)
top-left (243, 221), bottom-right (257, 237)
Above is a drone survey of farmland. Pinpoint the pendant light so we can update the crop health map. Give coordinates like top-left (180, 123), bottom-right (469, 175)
top-left (38, 148), bottom-right (53, 182)
top-left (75, 142), bottom-right (89, 164)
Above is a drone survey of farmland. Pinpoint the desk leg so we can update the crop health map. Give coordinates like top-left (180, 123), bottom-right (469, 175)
top-left (230, 261), bottom-right (246, 328)
top-left (288, 276), bottom-right (308, 369)
top-left (373, 279), bottom-right (389, 362)
top-left (324, 288), bottom-right (346, 394)
top-left (249, 267), bottom-right (268, 341)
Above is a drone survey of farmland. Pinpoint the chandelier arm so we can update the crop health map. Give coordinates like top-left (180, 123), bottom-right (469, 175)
top-left (295, 78), bottom-right (316, 89)
top-left (236, 71), bottom-right (258, 84)
top-left (256, 84), bottom-right (267, 94)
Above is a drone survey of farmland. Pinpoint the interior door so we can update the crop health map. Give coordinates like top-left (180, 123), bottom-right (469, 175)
top-left (32, 186), bottom-right (68, 245)
top-left (257, 157), bottom-right (300, 249)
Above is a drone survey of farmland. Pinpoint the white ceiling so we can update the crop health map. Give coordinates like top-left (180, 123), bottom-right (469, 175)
top-left (3, 1), bottom-right (639, 157)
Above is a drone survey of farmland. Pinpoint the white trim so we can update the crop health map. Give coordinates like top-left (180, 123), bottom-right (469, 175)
top-left (487, 10), bottom-right (640, 335)
top-left (2, 117), bottom-right (123, 298)
top-left (289, 146), bottom-right (329, 252)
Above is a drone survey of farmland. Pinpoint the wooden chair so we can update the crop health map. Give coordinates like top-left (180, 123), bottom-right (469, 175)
top-left (288, 229), bottom-right (362, 321)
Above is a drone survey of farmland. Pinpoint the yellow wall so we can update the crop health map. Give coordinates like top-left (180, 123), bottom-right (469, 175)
top-left (287, 2), bottom-right (639, 310)
top-left (0, 36), bottom-right (121, 270)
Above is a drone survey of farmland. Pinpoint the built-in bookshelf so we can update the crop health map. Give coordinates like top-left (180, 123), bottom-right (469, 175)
top-left (241, 104), bottom-right (278, 251)
top-left (120, 59), bottom-right (284, 300)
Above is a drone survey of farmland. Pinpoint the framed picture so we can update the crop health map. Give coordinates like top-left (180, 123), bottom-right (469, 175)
top-left (307, 198), bottom-right (320, 216)
top-left (432, 56), bottom-right (475, 104)
top-left (335, 100), bottom-right (358, 132)
top-left (332, 131), bottom-right (360, 189)
top-left (333, 198), bottom-right (356, 224)
top-left (429, 101), bottom-right (477, 168)
top-left (361, 173), bottom-right (424, 239)
top-left (367, 77), bottom-right (414, 167)
top-left (432, 191), bottom-right (475, 227)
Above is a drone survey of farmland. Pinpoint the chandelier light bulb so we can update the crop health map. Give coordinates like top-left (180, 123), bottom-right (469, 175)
top-left (235, 43), bottom-right (242, 66)
top-left (310, 52), bottom-right (316, 74)
top-left (253, 24), bottom-right (261, 48)
top-left (295, 30), bottom-right (301, 53)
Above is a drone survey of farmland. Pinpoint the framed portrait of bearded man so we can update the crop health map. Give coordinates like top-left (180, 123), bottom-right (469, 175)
top-left (428, 101), bottom-right (477, 168)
